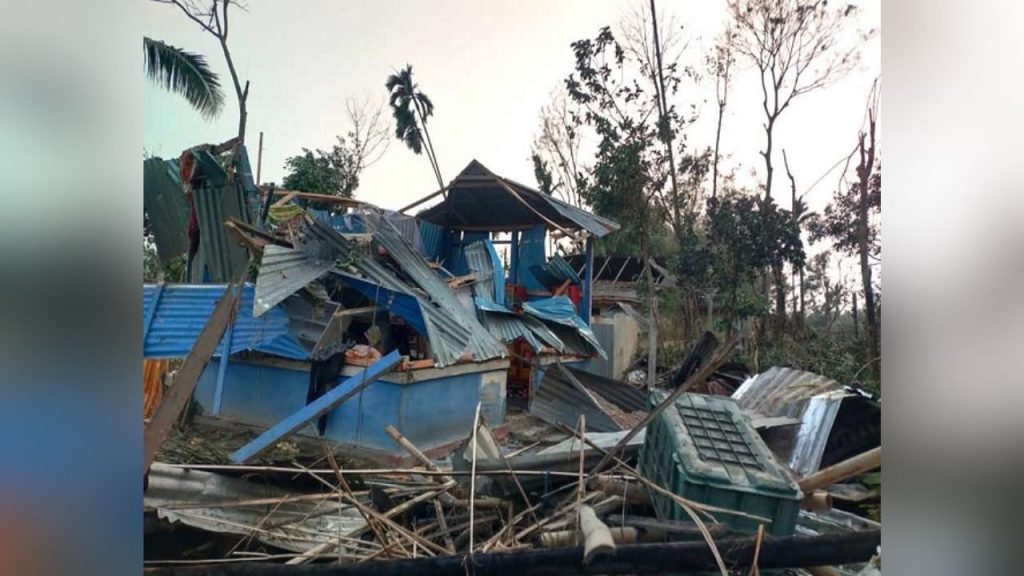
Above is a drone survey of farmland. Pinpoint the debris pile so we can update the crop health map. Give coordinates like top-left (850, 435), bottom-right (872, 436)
top-left (142, 141), bottom-right (881, 574)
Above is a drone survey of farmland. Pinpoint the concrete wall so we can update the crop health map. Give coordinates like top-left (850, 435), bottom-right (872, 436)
top-left (194, 358), bottom-right (508, 458)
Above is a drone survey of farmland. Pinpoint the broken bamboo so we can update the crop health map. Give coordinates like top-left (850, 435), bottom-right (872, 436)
top-left (578, 505), bottom-right (615, 565)
top-left (798, 447), bottom-right (881, 494)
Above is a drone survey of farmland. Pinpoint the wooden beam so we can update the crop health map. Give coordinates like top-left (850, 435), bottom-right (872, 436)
top-left (798, 447), bottom-right (881, 494)
top-left (144, 284), bottom-right (240, 474)
top-left (230, 350), bottom-right (403, 463)
top-left (398, 185), bottom-right (450, 214)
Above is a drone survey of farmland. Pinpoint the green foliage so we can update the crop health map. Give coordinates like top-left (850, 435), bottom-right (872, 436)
top-left (809, 162), bottom-right (881, 258)
top-left (282, 138), bottom-right (360, 202)
top-left (143, 240), bottom-right (186, 282)
top-left (531, 152), bottom-right (555, 196)
top-left (143, 36), bottom-right (225, 119)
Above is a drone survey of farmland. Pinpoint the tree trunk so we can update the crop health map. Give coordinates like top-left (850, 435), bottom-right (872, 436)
top-left (413, 100), bottom-right (444, 189)
top-left (852, 290), bottom-right (859, 339)
top-left (857, 116), bottom-right (880, 381)
top-left (644, 261), bottom-right (659, 390)
top-left (218, 36), bottom-right (248, 144)
top-left (712, 102), bottom-right (724, 200)
top-left (773, 264), bottom-right (786, 338)
top-left (649, 0), bottom-right (682, 239)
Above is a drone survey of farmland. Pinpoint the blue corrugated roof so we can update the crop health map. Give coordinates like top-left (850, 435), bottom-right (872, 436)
top-left (143, 283), bottom-right (309, 360)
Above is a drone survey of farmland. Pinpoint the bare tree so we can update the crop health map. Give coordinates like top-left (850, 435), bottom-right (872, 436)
top-left (154, 0), bottom-right (251, 143)
top-left (729, 0), bottom-right (867, 202)
top-left (344, 95), bottom-right (391, 174)
top-left (531, 94), bottom-right (585, 208)
top-left (728, 0), bottom-right (869, 336)
top-left (708, 35), bottom-right (734, 200)
top-left (619, 1), bottom-right (691, 237)
top-left (856, 83), bottom-right (880, 380)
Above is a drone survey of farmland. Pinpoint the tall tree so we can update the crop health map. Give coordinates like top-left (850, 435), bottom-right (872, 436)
top-left (783, 149), bottom-right (813, 331)
top-left (531, 94), bottom-right (585, 208)
top-left (153, 0), bottom-right (252, 143)
top-left (143, 36), bottom-right (224, 119)
top-left (809, 83), bottom-right (881, 381)
top-left (386, 65), bottom-right (444, 189)
top-left (281, 97), bottom-right (392, 204)
top-left (707, 35), bottom-right (734, 200)
top-left (728, 0), bottom-right (868, 334)
top-left (855, 89), bottom-right (880, 380)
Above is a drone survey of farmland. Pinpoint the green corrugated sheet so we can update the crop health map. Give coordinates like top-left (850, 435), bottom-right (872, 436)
top-left (639, 392), bottom-right (803, 536)
top-left (143, 157), bottom-right (190, 263)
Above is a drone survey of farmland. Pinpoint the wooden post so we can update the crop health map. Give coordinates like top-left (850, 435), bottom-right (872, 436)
top-left (581, 236), bottom-right (593, 324)
top-left (255, 131), bottom-right (264, 185)
top-left (798, 447), bottom-right (881, 494)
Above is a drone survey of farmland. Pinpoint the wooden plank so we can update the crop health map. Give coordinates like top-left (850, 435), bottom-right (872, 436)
top-left (144, 284), bottom-right (240, 474)
top-left (230, 350), bottom-right (403, 463)
top-left (271, 190), bottom-right (299, 207)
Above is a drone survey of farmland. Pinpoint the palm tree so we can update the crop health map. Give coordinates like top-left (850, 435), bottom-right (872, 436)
top-left (386, 65), bottom-right (443, 188)
top-left (144, 36), bottom-right (225, 119)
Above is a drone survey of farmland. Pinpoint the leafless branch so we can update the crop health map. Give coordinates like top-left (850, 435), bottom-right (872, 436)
top-left (344, 95), bottom-right (391, 171)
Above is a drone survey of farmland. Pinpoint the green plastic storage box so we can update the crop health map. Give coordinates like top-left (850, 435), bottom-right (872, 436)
top-left (638, 392), bottom-right (803, 536)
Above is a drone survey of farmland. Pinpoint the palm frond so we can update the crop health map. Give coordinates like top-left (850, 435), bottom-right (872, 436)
top-left (144, 36), bottom-right (225, 119)
top-left (415, 91), bottom-right (434, 118)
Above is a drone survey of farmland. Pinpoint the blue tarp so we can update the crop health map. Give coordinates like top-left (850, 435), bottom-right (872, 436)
top-left (142, 283), bottom-right (309, 360)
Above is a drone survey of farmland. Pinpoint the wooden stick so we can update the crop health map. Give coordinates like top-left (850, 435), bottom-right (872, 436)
top-left (159, 463), bottom-right (585, 479)
top-left (588, 475), bottom-right (650, 505)
top-left (468, 402), bottom-right (482, 553)
top-left (385, 425), bottom-right (454, 483)
top-left (798, 447), bottom-right (881, 494)
top-left (506, 441), bottom-right (540, 460)
top-left (589, 335), bottom-right (739, 476)
top-left (748, 524), bottom-right (765, 576)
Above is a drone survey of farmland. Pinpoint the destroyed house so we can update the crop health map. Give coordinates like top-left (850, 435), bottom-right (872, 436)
top-left (143, 147), bottom-right (620, 461)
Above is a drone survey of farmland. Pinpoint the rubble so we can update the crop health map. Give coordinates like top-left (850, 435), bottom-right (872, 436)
top-left (143, 141), bottom-right (881, 573)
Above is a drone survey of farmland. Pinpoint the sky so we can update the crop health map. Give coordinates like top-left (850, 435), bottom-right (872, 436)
top-left (144, 0), bottom-right (880, 279)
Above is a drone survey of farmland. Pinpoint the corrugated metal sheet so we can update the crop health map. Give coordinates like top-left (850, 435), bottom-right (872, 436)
top-left (545, 256), bottom-right (582, 284)
top-left (300, 216), bottom-right (505, 367)
top-left (530, 362), bottom-right (644, 433)
top-left (143, 157), bottom-right (190, 263)
top-left (253, 244), bottom-right (336, 317)
top-left (373, 220), bottom-right (506, 365)
top-left (564, 365), bottom-right (646, 413)
top-left (142, 283), bottom-right (308, 360)
top-left (147, 462), bottom-right (366, 554)
top-left (732, 367), bottom-right (853, 476)
top-left (465, 240), bottom-right (505, 305)
top-left (523, 296), bottom-right (606, 359)
top-left (192, 182), bottom-right (252, 283)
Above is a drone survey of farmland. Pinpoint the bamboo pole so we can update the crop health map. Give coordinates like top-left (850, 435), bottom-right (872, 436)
top-left (578, 505), bottom-right (615, 564)
top-left (798, 447), bottom-right (881, 494)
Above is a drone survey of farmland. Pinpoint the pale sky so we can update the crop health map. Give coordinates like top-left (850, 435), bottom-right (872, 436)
top-left (144, 0), bottom-right (880, 251)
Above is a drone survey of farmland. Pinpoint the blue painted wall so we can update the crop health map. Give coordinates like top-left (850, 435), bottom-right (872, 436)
top-left (195, 359), bottom-right (506, 458)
